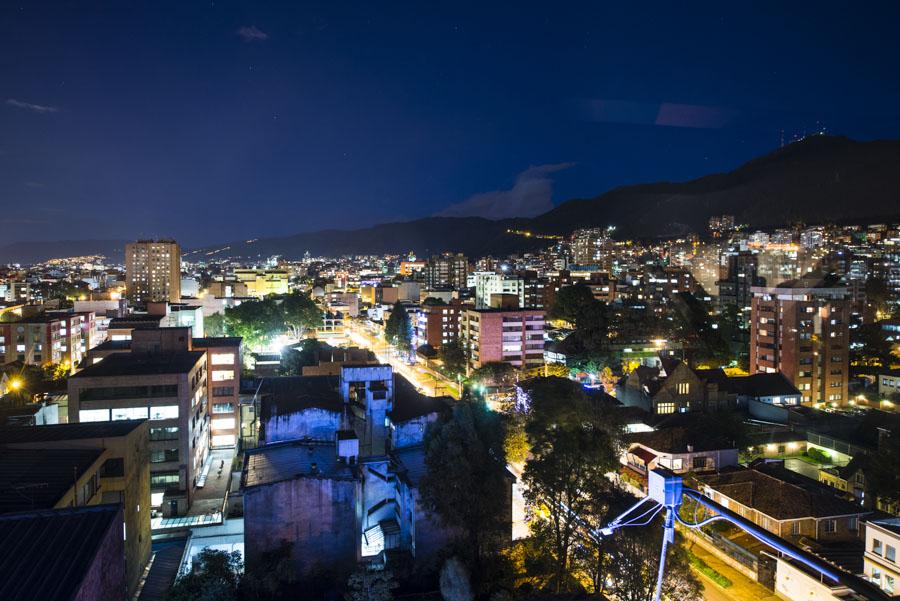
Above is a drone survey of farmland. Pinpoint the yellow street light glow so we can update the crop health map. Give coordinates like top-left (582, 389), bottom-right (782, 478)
top-left (8, 378), bottom-right (22, 391)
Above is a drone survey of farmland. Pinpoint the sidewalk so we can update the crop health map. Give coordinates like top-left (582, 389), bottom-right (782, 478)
top-left (687, 540), bottom-right (780, 601)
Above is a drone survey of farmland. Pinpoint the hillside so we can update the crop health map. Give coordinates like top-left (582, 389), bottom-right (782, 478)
top-left (6, 136), bottom-right (900, 263)
top-left (530, 135), bottom-right (900, 238)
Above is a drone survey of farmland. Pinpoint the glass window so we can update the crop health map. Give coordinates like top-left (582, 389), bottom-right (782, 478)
top-left (211, 353), bottom-right (235, 365)
top-left (149, 405), bottom-right (179, 420)
top-left (874, 539), bottom-right (883, 555)
top-left (212, 403), bottom-right (234, 414)
top-left (212, 369), bottom-right (234, 382)
top-left (79, 409), bottom-right (110, 422)
top-left (823, 519), bottom-right (837, 533)
top-left (212, 417), bottom-right (235, 430)
top-left (887, 545), bottom-right (896, 563)
top-left (150, 449), bottom-right (179, 463)
top-left (149, 426), bottom-right (179, 441)
top-left (111, 406), bottom-right (149, 421)
top-left (150, 471), bottom-right (180, 489)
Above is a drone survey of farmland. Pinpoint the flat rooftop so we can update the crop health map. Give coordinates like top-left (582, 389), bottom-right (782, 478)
top-left (243, 440), bottom-right (356, 488)
top-left (0, 448), bottom-right (105, 513)
top-left (0, 504), bottom-right (122, 601)
top-left (0, 419), bottom-right (145, 444)
top-left (192, 337), bottom-right (242, 348)
top-left (72, 351), bottom-right (205, 378)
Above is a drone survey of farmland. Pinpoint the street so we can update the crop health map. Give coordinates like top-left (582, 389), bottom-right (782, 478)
top-left (345, 318), bottom-right (461, 399)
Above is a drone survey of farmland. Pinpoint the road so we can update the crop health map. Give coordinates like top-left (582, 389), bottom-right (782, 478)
top-left (345, 319), bottom-right (461, 399)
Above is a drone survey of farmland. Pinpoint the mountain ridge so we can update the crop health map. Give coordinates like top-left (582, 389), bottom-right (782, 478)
top-left (4, 135), bottom-right (900, 264)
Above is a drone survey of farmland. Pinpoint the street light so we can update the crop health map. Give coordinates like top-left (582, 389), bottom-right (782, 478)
top-left (8, 377), bottom-right (22, 392)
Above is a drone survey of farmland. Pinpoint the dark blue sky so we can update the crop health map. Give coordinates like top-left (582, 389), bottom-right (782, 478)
top-left (3, 2), bottom-right (900, 245)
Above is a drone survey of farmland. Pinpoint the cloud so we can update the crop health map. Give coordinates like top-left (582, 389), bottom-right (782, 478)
top-left (438, 163), bottom-right (575, 220)
top-left (575, 98), bottom-right (737, 129)
top-left (237, 25), bottom-right (269, 42)
top-left (6, 98), bottom-right (59, 114)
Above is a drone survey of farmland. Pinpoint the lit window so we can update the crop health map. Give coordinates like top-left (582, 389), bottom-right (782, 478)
top-left (79, 409), bottom-right (110, 422)
top-left (211, 353), bottom-right (235, 365)
top-left (212, 369), bottom-right (234, 382)
top-left (149, 405), bottom-right (179, 420)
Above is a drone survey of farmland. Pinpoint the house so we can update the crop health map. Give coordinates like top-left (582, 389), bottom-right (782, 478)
top-left (619, 358), bottom-right (735, 414)
top-left (731, 372), bottom-right (803, 423)
top-left (864, 518), bottom-right (900, 596)
top-left (819, 455), bottom-right (900, 517)
top-left (699, 463), bottom-right (871, 543)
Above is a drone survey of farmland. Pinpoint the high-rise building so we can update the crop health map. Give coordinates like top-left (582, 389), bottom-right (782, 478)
top-left (424, 254), bottom-right (468, 289)
top-left (717, 251), bottom-right (765, 311)
top-left (125, 239), bottom-right (181, 304)
top-left (749, 277), bottom-right (849, 405)
top-left (572, 228), bottom-right (609, 266)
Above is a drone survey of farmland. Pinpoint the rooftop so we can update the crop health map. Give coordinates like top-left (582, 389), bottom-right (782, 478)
top-left (243, 440), bottom-right (356, 488)
top-left (258, 375), bottom-right (343, 422)
top-left (192, 337), bottom-right (243, 349)
top-left (0, 448), bottom-right (105, 513)
top-left (0, 420), bottom-right (145, 444)
top-left (389, 376), bottom-right (452, 422)
top-left (0, 504), bottom-right (123, 601)
top-left (730, 372), bottom-right (801, 398)
top-left (71, 351), bottom-right (205, 378)
top-left (700, 465), bottom-right (867, 520)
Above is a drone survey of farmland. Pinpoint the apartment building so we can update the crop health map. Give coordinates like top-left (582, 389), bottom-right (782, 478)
top-left (750, 276), bottom-right (850, 405)
top-left (0, 311), bottom-right (96, 367)
top-left (192, 336), bottom-right (242, 448)
top-left (462, 308), bottom-right (545, 369)
top-left (68, 346), bottom-right (208, 515)
top-left (125, 239), bottom-right (182, 304)
top-left (413, 301), bottom-right (462, 349)
top-left (424, 253), bottom-right (468, 289)
top-left (865, 518), bottom-right (900, 596)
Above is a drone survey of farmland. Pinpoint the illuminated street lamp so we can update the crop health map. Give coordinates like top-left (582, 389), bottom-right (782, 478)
top-left (8, 377), bottom-right (23, 392)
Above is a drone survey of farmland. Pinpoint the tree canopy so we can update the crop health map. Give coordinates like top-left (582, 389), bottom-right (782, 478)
top-left (384, 301), bottom-right (412, 352)
top-left (419, 399), bottom-right (511, 578)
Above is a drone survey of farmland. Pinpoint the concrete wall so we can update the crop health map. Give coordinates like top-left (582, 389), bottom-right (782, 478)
top-left (73, 507), bottom-right (127, 601)
top-left (264, 408), bottom-right (340, 443)
top-left (244, 477), bottom-right (358, 578)
top-left (392, 415), bottom-right (436, 449)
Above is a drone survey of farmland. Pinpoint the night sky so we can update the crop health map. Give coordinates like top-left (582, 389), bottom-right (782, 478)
top-left (3, 2), bottom-right (900, 246)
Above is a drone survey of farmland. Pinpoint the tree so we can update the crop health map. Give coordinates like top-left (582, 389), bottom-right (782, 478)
top-left (470, 362), bottom-right (516, 389)
top-left (167, 548), bottom-right (242, 601)
top-left (548, 285), bottom-right (596, 325)
top-left (419, 399), bottom-right (511, 575)
top-left (280, 339), bottom-right (327, 375)
top-left (867, 425), bottom-right (900, 506)
top-left (439, 339), bottom-right (467, 378)
top-left (205, 313), bottom-right (225, 337)
top-left (223, 298), bottom-right (285, 351)
top-left (384, 301), bottom-right (412, 353)
top-left (607, 526), bottom-right (701, 601)
top-left (280, 292), bottom-right (322, 339)
top-left (521, 377), bottom-right (622, 592)
top-left (240, 540), bottom-right (298, 601)
top-left (345, 564), bottom-right (397, 601)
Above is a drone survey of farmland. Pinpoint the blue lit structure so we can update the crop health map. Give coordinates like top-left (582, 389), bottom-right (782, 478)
top-left (597, 468), bottom-right (849, 601)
